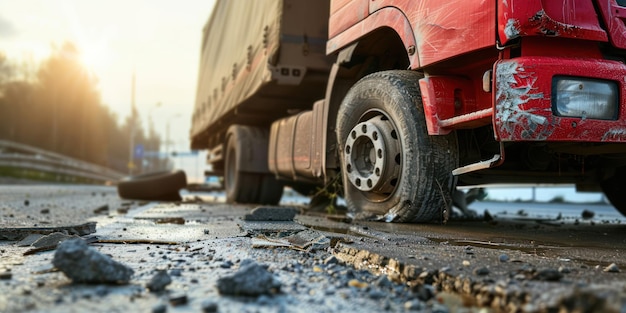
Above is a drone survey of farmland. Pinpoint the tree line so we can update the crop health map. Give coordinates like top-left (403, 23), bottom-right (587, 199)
top-left (0, 42), bottom-right (165, 174)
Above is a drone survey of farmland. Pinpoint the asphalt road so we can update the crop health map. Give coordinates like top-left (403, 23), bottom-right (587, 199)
top-left (1, 184), bottom-right (625, 312)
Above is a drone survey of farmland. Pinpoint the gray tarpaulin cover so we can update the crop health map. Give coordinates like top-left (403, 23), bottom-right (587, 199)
top-left (191, 0), bottom-right (282, 138)
top-left (191, 0), bottom-right (332, 146)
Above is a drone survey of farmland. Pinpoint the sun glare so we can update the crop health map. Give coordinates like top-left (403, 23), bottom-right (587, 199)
top-left (77, 41), bottom-right (108, 75)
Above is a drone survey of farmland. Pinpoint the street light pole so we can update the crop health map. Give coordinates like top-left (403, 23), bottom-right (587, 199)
top-left (165, 113), bottom-right (181, 169)
top-left (128, 72), bottom-right (136, 175)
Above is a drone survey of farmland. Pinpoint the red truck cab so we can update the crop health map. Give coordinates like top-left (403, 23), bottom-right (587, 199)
top-left (314, 0), bottom-right (626, 221)
top-left (192, 0), bottom-right (626, 222)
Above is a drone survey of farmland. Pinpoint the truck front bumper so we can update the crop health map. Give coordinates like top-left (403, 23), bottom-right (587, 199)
top-left (493, 57), bottom-right (626, 142)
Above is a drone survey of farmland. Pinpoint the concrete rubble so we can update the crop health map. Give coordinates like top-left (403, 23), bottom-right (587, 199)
top-left (216, 259), bottom-right (281, 296)
top-left (146, 270), bottom-right (172, 292)
top-left (252, 229), bottom-right (330, 252)
top-left (52, 238), bottom-right (134, 284)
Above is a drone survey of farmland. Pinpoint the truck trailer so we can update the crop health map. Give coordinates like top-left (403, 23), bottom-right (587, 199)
top-left (191, 0), bottom-right (626, 222)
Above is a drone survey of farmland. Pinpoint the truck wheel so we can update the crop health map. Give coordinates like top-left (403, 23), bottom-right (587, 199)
top-left (336, 71), bottom-right (458, 222)
top-left (600, 168), bottom-right (626, 216)
top-left (257, 175), bottom-right (284, 204)
top-left (224, 129), bottom-right (261, 204)
top-left (224, 126), bottom-right (283, 205)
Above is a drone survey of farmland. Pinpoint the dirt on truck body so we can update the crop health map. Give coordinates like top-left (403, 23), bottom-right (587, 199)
top-left (191, 0), bottom-right (626, 222)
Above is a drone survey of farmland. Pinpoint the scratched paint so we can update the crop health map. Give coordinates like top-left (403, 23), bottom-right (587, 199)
top-left (504, 18), bottom-right (520, 40)
top-left (495, 61), bottom-right (556, 141)
top-left (602, 128), bottom-right (626, 142)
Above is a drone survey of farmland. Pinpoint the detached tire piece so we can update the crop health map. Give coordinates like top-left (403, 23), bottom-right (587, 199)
top-left (117, 170), bottom-right (187, 201)
top-left (600, 167), bottom-right (626, 216)
top-left (336, 70), bottom-right (458, 223)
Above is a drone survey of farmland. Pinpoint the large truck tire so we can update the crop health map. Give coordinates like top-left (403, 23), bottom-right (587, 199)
top-left (600, 168), bottom-right (626, 216)
top-left (117, 170), bottom-right (187, 201)
top-left (224, 125), bottom-right (283, 204)
top-left (257, 175), bottom-right (284, 204)
top-left (336, 70), bottom-right (458, 223)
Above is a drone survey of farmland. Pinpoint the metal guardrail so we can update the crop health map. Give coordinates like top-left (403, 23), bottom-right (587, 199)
top-left (0, 140), bottom-right (126, 183)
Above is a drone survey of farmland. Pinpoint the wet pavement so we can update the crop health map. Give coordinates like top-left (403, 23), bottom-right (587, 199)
top-left (1, 185), bottom-right (626, 312)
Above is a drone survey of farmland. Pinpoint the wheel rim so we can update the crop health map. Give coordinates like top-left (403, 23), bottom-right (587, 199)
top-left (343, 113), bottom-right (401, 200)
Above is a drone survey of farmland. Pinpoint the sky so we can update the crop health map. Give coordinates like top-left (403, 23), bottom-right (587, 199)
top-left (0, 0), bottom-right (216, 181)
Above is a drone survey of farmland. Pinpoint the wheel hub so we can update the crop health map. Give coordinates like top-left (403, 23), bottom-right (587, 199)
top-left (344, 115), bottom-right (401, 193)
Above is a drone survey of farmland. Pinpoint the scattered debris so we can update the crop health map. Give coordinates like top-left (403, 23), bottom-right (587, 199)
top-left (23, 232), bottom-right (80, 255)
top-left (348, 279), bottom-right (368, 288)
top-left (151, 303), bottom-right (167, 313)
top-left (252, 230), bottom-right (330, 252)
top-left (404, 300), bottom-right (423, 311)
top-left (603, 263), bottom-right (620, 273)
top-left (216, 260), bottom-right (281, 296)
top-left (0, 271), bottom-right (12, 280)
top-left (201, 300), bottom-right (219, 313)
top-left (0, 222), bottom-right (97, 241)
top-left (40, 208), bottom-right (50, 214)
top-left (93, 205), bottom-right (109, 214)
top-left (146, 270), bottom-right (172, 292)
top-left (499, 254), bottom-right (510, 262)
top-left (244, 206), bottom-right (299, 221)
top-left (324, 255), bottom-right (339, 265)
top-left (95, 239), bottom-right (178, 245)
top-left (52, 238), bottom-right (134, 284)
top-left (532, 268), bottom-right (563, 281)
top-left (582, 209), bottom-right (595, 220)
top-left (31, 232), bottom-right (78, 248)
top-left (484, 210), bottom-right (494, 222)
top-left (155, 217), bottom-right (185, 225)
top-left (168, 293), bottom-right (188, 306)
top-left (17, 234), bottom-right (47, 247)
top-left (473, 266), bottom-right (490, 276)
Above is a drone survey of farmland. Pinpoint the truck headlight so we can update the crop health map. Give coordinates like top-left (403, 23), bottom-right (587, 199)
top-left (552, 77), bottom-right (618, 120)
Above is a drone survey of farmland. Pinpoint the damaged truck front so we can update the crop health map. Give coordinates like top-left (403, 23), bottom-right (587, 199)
top-left (191, 0), bottom-right (626, 222)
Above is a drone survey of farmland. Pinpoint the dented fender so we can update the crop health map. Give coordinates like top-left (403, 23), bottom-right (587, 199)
top-left (498, 0), bottom-right (607, 45)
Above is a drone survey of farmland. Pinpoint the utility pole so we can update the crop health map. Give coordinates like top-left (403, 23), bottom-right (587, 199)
top-left (128, 72), bottom-right (136, 175)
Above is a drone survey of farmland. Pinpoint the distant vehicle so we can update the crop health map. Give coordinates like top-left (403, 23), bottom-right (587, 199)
top-left (191, 0), bottom-right (626, 222)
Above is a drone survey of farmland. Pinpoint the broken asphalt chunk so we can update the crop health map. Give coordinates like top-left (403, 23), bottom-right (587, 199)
top-left (52, 238), bottom-right (134, 284)
top-left (216, 260), bottom-right (281, 296)
top-left (244, 206), bottom-right (299, 221)
top-left (603, 263), bottom-right (620, 273)
top-left (30, 232), bottom-right (79, 248)
top-left (22, 232), bottom-right (81, 255)
top-left (252, 230), bottom-right (330, 252)
top-left (93, 204), bottom-right (109, 214)
top-left (146, 270), bottom-right (172, 292)
top-left (0, 222), bottom-right (97, 241)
